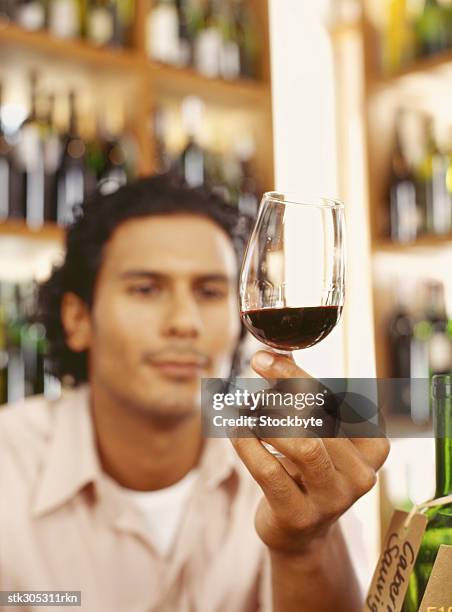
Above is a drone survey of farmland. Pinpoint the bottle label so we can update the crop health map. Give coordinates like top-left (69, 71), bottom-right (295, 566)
top-left (364, 510), bottom-right (428, 612)
top-left (419, 545), bottom-right (452, 610)
top-left (147, 5), bottom-right (179, 64)
top-left (429, 331), bottom-right (451, 374)
top-left (49, 0), bottom-right (79, 39)
top-left (195, 28), bottom-right (222, 78)
top-left (17, 2), bottom-right (45, 31)
top-left (87, 7), bottom-right (114, 46)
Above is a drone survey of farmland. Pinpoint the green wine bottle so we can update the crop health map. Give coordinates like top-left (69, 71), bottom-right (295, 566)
top-left (402, 374), bottom-right (452, 611)
top-left (415, 0), bottom-right (448, 57)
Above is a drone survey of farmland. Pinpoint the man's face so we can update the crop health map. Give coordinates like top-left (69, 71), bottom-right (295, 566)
top-left (85, 214), bottom-right (241, 420)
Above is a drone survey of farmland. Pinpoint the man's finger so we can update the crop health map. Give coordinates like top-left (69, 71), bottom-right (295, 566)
top-left (228, 430), bottom-right (309, 521)
top-left (251, 351), bottom-right (311, 379)
top-left (322, 438), bottom-right (378, 495)
top-left (257, 436), bottom-right (337, 490)
top-left (349, 438), bottom-right (390, 471)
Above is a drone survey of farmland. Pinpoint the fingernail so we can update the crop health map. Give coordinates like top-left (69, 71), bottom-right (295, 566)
top-left (254, 352), bottom-right (274, 369)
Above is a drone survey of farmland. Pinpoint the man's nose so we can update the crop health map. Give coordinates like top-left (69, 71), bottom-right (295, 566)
top-left (163, 289), bottom-right (202, 339)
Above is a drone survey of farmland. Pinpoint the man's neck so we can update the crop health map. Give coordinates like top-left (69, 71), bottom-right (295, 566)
top-left (89, 385), bottom-right (203, 492)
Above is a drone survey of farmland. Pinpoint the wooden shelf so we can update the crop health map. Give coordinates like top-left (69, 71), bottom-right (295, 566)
top-left (0, 20), bottom-right (270, 108)
top-left (149, 62), bottom-right (271, 108)
top-left (374, 233), bottom-right (452, 254)
top-left (0, 19), bottom-right (145, 72)
top-left (369, 48), bottom-right (452, 95)
top-left (0, 220), bottom-right (64, 243)
top-left (0, 0), bottom-right (274, 251)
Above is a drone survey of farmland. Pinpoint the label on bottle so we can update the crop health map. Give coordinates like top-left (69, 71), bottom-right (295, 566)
top-left (194, 28), bottom-right (222, 78)
top-left (364, 510), bottom-right (428, 612)
top-left (419, 545), bottom-right (452, 610)
top-left (146, 5), bottom-right (179, 64)
top-left (87, 7), bottom-right (114, 46)
top-left (48, 0), bottom-right (79, 39)
top-left (17, 2), bottom-right (45, 31)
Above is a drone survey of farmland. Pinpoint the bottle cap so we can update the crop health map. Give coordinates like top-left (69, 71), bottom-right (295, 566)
top-left (432, 375), bottom-right (452, 400)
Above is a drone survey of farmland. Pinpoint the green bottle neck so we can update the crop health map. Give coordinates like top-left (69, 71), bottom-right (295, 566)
top-left (435, 396), bottom-right (452, 498)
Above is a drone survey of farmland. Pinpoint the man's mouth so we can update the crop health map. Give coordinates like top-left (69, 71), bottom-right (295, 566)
top-left (146, 352), bottom-right (209, 380)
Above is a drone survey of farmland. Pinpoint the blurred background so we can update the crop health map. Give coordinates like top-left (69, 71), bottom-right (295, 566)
top-left (1, 0), bottom-right (452, 586)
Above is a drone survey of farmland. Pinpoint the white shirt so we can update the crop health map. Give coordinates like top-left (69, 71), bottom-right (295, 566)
top-left (119, 469), bottom-right (200, 557)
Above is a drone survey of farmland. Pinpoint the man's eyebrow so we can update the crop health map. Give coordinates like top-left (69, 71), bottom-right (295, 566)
top-left (194, 274), bottom-right (232, 283)
top-left (118, 271), bottom-right (233, 282)
top-left (118, 271), bottom-right (167, 280)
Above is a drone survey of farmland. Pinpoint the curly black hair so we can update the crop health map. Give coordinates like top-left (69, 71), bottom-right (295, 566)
top-left (39, 173), bottom-right (250, 385)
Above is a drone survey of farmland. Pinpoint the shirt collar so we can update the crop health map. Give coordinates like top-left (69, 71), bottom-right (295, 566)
top-left (32, 386), bottom-right (241, 518)
top-left (32, 385), bottom-right (100, 518)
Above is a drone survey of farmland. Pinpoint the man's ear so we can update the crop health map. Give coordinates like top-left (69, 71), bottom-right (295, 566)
top-left (61, 292), bottom-right (92, 352)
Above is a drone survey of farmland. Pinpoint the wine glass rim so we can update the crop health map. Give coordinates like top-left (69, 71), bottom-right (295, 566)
top-left (264, 191), bottom-right (344, 209)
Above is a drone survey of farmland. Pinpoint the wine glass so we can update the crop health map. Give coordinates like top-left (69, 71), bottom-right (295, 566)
top-left (239, 191), bottom-right (345, 453)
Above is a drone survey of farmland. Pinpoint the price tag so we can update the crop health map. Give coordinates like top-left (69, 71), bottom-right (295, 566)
top-left (364, 510), bottom-right (428, 612)
top-left (419, 545), bottom-right (452, 611)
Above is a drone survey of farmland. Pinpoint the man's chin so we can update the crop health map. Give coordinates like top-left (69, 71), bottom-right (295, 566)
top-left (128, 393), bottom-right (200, 427)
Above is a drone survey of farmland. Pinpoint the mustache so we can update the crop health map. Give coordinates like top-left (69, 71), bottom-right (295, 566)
top-left (142, 347), bottom-right (212, 368)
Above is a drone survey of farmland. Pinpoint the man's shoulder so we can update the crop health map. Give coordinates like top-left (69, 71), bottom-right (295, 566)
top-left (0, 394), bottom-right (57, 446)
top-left (0, 389), bottom-right (81, 470)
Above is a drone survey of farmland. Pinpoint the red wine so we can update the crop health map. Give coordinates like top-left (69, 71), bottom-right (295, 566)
top-left (241, 306), bottom-right (342, 350)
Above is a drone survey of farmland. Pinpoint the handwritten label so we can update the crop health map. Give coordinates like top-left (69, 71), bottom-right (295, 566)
top-left (364, 510), bottom-right (428, 612)
top-left (419, 545), bottom-right (452, 611)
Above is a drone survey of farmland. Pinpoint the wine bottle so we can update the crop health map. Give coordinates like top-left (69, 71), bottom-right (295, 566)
top-left (84, 118), bottom-right (105, 197)
top-left (175, 96), bottom-right (206, 187)
top-left (388, 111), bottom-right (418, 243)
top-left (14, 72), bottom-right (47, 228)
top-left (48, 0), bottom-right (83, 39)
top-left (415, 115), bottom-right (446, 236)
top-left (175, 0), bottom-right (193, 66)
top-left (114, 0), bottom-right (135, 47)
top-left (382, 0), bottom-right (415, 73)
top-left (232, 0), bottom-right (258, 78)
top-left (5, 284), bottom-right (26, 403)
top-left (55, 91), bottom-right (86, 225)
top-left (194, 0), bottom-right (222, 78)
top-left (97, 136), bottom-right (127, 195)
top-left (236, 136), bottom-right (259, 217)
top-left (152, 106), bottom-right (171, 172)
top-left (20, 282), bottom-right (45, 397)
top-left (402, 375), bottom-right (452, 611)
top-left (388, 283), bottom-right (415, 415)
top-left (43, 94), bottom-right (61, 223)
top-left (0, 0), bottom-right (15, 20)
top-left (217, 0), bottom-right (240, 80)
top-left (0, 295), bottom-right (8, 406)
top-left (0, 81), bottom-right (12, 221)
top-left (415, 0), bottom-right (448, 57)
top-left (146, 0), bottom-right (180, 64)
top-left (14, 0), bottom-right (46, 31)
top-left (424, 281), bottom-right (452, 378)
top-left (86, 0), bottom-right (115, 47)
top-left (426, 118), bottom-right (451, 235)
top-left (1, 95), bottom-right (24, 222)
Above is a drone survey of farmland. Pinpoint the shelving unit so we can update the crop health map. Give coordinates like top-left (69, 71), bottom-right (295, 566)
top-left (375, 233), bottom-right (452, 254)
top-left (332, 0), bottom-right (452, 542)
top-left (368, 47), bottom-right (452, 93)
top-left (332, 3), bottom-right (452, 381)
top-left (0, 0), bottom-right (274, 259)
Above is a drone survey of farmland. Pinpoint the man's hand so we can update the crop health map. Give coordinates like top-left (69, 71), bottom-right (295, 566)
top-left (229, 350), bottom-right (390, 556)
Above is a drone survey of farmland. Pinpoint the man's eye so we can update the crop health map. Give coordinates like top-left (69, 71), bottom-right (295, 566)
top-left (128, 285), bottom-right (161, 296)
top-left (197, 286), bottom-right (227, 299)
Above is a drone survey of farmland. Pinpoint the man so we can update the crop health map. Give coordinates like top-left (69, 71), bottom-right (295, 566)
top-left (0, 175), bottom-right (389, 611)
